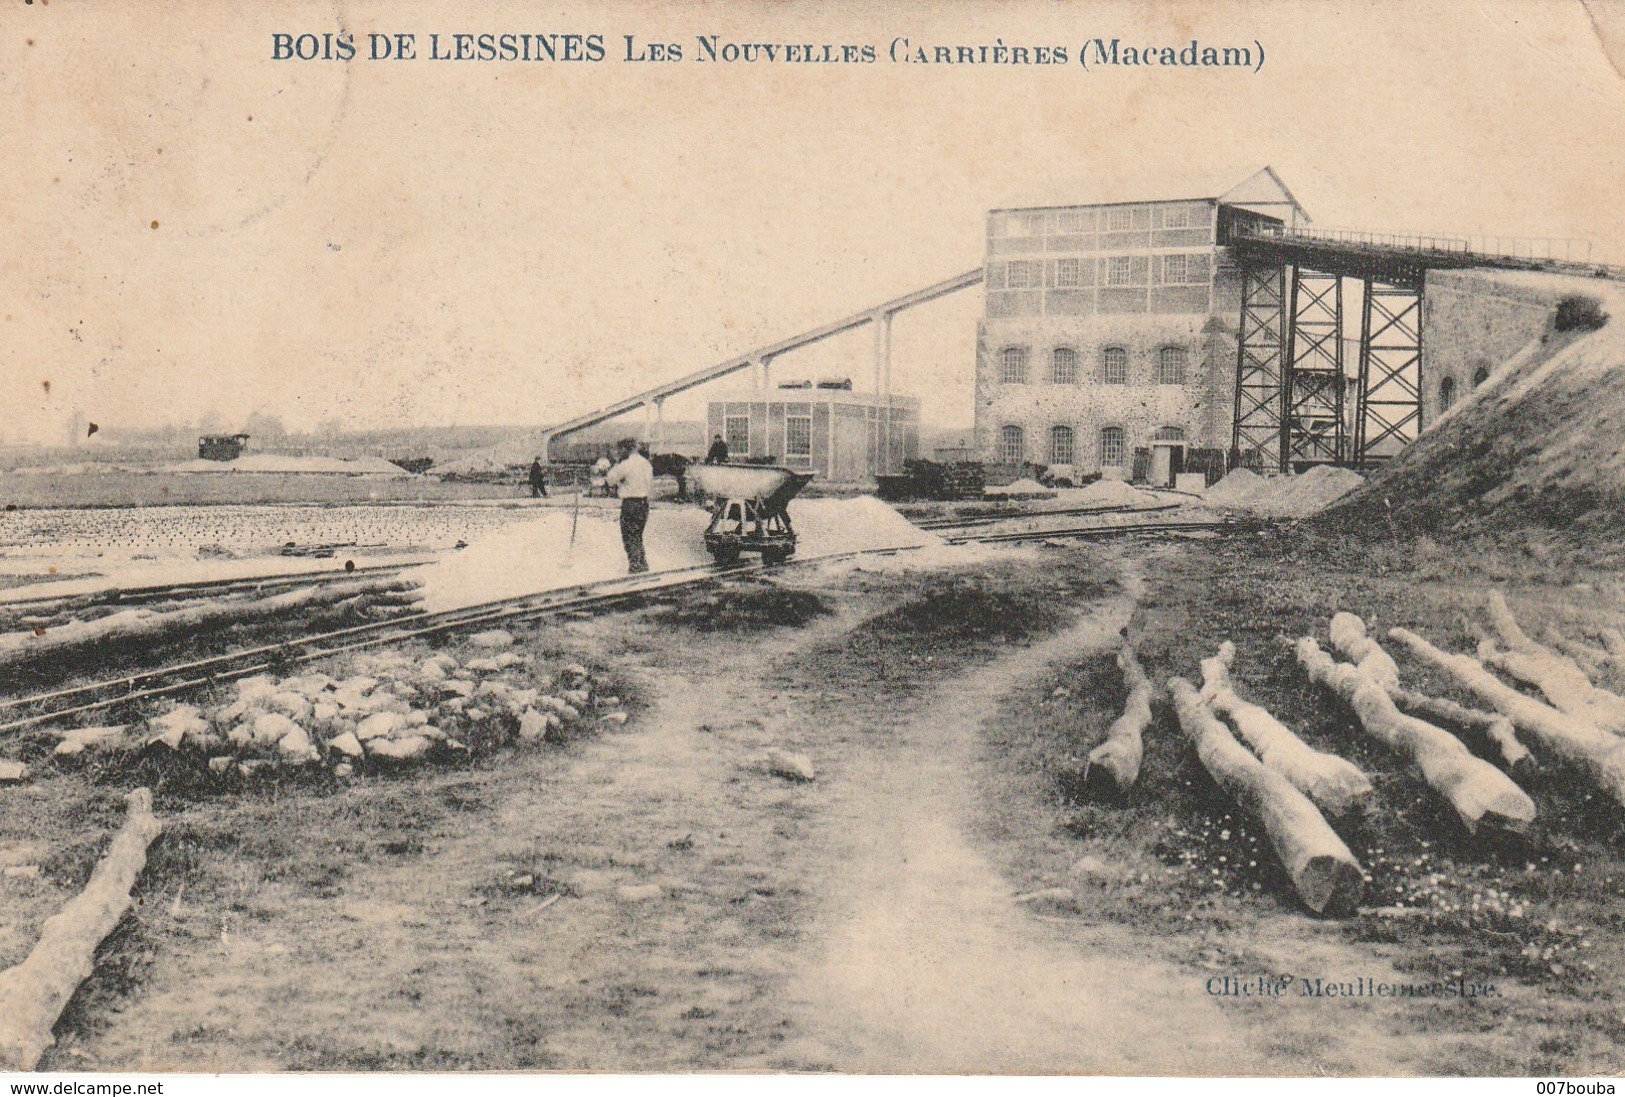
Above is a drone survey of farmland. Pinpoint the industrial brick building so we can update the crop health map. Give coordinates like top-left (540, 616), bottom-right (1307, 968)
top-left (973, 167), bottom-right (1309, 483)
top-left (706, 387), bottom-right (919, 483)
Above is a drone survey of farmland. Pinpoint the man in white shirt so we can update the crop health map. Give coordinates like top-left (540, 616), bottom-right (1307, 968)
top-left (605, 438), bottom-right (654, 574)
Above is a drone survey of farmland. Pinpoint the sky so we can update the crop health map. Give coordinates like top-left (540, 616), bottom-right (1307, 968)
top-left (3, 0), bottom-right (1623, 444)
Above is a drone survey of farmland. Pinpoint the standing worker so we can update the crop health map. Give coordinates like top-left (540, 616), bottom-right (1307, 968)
top-left (605, 437), bottom-right (653, 574)
top-left (705, 433), bottom-right (729, 465)
top-left (527, 457), bottom-right (548, 498)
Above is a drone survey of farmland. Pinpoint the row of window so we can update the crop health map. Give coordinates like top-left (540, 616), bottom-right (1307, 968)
top-left (1000, 345), bottom-right (1188, 386)
top-left (1000, 424), bottom-right (1187, 467)
top-left (998, 253), bottom-right (1208, 290)
top-left (999, 204), bottom-right (1201, 237)
top-left (725, 414), bottom-right (815, 459)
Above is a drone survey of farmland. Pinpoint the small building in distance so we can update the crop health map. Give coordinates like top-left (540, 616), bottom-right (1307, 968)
top-left (705, 387), bottom-right (919, 483)
top-left (974, 166), bottom-right (1309, 484)
top-left (198, 433), bottom-right (251, 461)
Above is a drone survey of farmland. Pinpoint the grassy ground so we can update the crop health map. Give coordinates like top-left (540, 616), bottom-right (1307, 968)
top-left (4, 531), bottom-right (1623, 1073)
top-left (970, 529), bottom-right (1625, 1075)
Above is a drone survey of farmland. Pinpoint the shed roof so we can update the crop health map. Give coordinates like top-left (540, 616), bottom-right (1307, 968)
top-left (994, 165), bottom-right (1310, 223)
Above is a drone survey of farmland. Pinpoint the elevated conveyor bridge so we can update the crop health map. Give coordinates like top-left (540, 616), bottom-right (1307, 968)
top-left (1228, 226), bottom-right (1619, 471)
top-left (538, 268), bottom-right (982, 462)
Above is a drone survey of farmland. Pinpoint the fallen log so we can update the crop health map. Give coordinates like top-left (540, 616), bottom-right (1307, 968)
top-left (0, 788), bottom-right (162, 1071)
top-left (1296, 638), bottom-right (1536, 836)
top-left (1390, 627), bottom-right (1625, 808)
top-left (1328, 612), bottom-right (1400, 690)
top-left (1327, 613), bottom-right (1535, 777)
top-left (1168, 676), bottom-right (1363, 916)
top-left (1199, 642), bottom-right (1371, 816)
top-left (0, 578), bottom-right (421, 668)
top-left (1481, 592), bottom-right (1625, 734)
top-left (1083, 646), bottom-right (1153, 795)
top-left (1541, 628), bottom-right (1613, 679)
top-left (1387, 685), bottom-right (1536, 779)
top-left (1477, 639), bottom-right (1625, 736)
top-left (1484, 590), bottom-right (1541, 653)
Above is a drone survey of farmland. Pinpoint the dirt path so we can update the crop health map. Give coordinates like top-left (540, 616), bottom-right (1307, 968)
top-left (63, 552), bottom-right (1492, 1072)
top-left (777, 570), bottom-right (1261, 1073)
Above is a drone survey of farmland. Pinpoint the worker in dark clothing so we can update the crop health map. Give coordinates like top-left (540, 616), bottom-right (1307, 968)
top-left (705, 434), bottom-right (729, 465)
top-left (605, 438), bottom-right (652, 574)
top-left (527, 458), bottom-right (548, 498)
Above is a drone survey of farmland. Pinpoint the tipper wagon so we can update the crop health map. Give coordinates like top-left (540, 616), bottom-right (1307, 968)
top-left (689, 464), bottom-right (813, 565)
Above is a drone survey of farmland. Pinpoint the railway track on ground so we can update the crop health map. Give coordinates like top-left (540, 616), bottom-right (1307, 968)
top-left (0, 550), bottom-right (901, 734)
top-left (943, 518), bottom-right (1233, 544)
top-left (0, 512), bottom-right (1237, 734)
top-left (0, 559), bottom-right (428, 617)
top-left (909, 501), bottom-right (1179, 530)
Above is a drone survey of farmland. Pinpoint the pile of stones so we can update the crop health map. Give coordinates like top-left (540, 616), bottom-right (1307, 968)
top-left (52, 629), bottom-right (624, 778)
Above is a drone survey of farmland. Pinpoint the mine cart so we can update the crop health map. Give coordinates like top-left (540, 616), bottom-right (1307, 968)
top-left (689, 463), bottom-right (813, 565)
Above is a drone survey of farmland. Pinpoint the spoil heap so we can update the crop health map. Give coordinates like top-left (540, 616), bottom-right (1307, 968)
top-left (1324, 275), bottom-right (1625, 557)
top-left (1202, 465), bottom-right (1364, 518)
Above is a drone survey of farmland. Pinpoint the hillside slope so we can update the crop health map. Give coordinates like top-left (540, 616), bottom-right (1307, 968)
top-left (1323, 273), bottom-right (1624, 559)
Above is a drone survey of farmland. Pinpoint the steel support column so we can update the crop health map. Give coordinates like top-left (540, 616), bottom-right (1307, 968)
top-left (872, 310), bottom-right (893, 399)
top-left (1229, 265), bottom-right (1286, 471)
top-left (1353, 278), bottom-right (1424, 465)
top-left (1283, 269), bottom-right (1345, 468)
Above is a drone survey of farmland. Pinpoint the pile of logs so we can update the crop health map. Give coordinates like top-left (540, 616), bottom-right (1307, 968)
top-left (1388, 594), bottom-right (1625, 810)
top-left (1169, 677), bottom-right (1364, 916)
top-left (1297, 633), bottom-right (1535, 836)
top-left (1200, 641), bottom-right (1372, 818)
top-left (1074, 585), bottom-right (1625, 915)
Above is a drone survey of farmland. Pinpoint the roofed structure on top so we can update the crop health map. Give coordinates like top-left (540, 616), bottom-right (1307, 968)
top-left (993, 165), bottom-right (1310, 227)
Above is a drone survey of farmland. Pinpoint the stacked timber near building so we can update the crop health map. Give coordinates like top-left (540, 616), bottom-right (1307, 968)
top-left (973, 167), bottom-right (1309, 484)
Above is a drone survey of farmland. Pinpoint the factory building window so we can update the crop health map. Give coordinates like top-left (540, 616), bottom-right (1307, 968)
top-left (1161, 254), bottom-right (1189, 285)
top-left (1049, 425), bottom-right (1075, 465)
top-left (1473, 365), bottom-right (1490, 387)
top-left (1099, 426), bottom-right (1126, 467)
top-left (1000, 425), bottom-right (1026, 464)
top-left (1106, 207), bottom-right (1133, 231)
top-left (1101, 347), bottom-right (1129, 385)
top-left (1439, 377), bottom-right (1456, 411)
top-left (1051, 347), bottom-right (1078, 384)
top-left (1006, 260), bottom-right (1042, 289)
top-left (1106, 256), bottom-right (1135, 286)
top-left (1054, 209), bottom-right (1087, 232)
top-left (1019, 212), bottom-right (1047, 235)
top-left (1153, 426), bottom-right (1186, 441)
top-left (1161, 205), bottom-right (1193, 229)
top-left (725, 415), bottom-right (750, 456)
top-left (1054, 258), bottom-right (1083, 288)
top-left (1001, 346), bottom-right (1029, 384)
top-left (1158, 346), bottom-right (1188, 385)
top-left (785, 415), bottom-right (812, 459)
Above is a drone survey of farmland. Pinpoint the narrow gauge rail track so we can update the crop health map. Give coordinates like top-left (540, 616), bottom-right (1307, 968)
top-left (0, 516), bottom-right (1236, 734)
top-left (0, 551), bottom-right (899, 734)
top-left (909, 501), bottom-right (1178, 531)
top-left (0, 559), bottom-right (427, 615)
top-left (943, 517), bottom-right (1233, 545)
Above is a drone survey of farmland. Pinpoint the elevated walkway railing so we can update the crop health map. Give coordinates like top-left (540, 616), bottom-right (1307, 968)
top-left (1233, 223), bottom-right (1625, 281)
